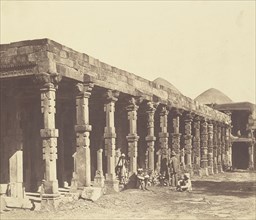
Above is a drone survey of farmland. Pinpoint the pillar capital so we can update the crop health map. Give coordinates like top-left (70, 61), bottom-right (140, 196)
top-left (159, 105), bottom-right (169, 116)
top-left (172, 108), bottom-right (184, 117)
top-left (75, 82), bottom-right (94, 98)
top-left (104, 90), bottom-right (120, 103)
top-left (34, 72), bottom-right (62, 89)
top-left (146, 101), bottom-right (158, 113)
top-left (126, 96), bottom-right (141, 112)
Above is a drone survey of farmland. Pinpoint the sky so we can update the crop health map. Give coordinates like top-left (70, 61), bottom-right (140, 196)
top-left (1, 1), bottom-right (255, 103)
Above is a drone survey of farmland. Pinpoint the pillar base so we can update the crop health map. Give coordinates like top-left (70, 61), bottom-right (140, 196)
top-left (43, 180), bottom-right (59, 194)
top-left (213, 164), bottom-right (218, 174)
top-left (94, 171), bottom-right (105, 188)
top-left (9, 182), bottom-right (24, 198)
top-left (41, 194), bottom-right (60, 211)
top-left (208, 167), bottom-right (214, 175)
top-left (104, 180), bottom-right (119, 194)
top-left (217, 164), bottom-right (223, 173)
top-left (200, 168), bottom-right (209, 176)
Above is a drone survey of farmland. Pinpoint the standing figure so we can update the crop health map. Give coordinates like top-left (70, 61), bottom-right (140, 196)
top-left (169, 151), bottom-right (179, 187)
top-left (115, 153), bottom-right (128, 184)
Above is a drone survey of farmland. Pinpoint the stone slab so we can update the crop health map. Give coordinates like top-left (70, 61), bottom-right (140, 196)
top-left (80, 187), bottom-right (104, 202)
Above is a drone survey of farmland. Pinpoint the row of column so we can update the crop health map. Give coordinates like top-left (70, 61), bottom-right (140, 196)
top-left (38, 78), bottom-right (232, 195)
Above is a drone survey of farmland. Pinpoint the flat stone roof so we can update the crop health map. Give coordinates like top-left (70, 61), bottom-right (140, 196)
top-left (0, 38), bottom-right (231, 124)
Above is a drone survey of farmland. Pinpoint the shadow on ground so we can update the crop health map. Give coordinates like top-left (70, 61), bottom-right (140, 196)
top-left (192, 180), bottom-right (256, 198)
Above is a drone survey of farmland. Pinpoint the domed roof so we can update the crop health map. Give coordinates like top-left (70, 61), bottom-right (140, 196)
top-left (195, 88), bottom-right (233, 105)
top-left (153, 77), bottom-right (181, 93)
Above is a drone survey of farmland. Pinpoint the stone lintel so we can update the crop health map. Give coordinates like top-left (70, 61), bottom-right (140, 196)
top-left (40, 128), bottom-right (59, 138)
top-left (74, 124), bottom-right (92, 133)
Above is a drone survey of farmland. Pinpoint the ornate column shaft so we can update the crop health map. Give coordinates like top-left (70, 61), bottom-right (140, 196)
top-left (207, 122), bottom-right (214, 175)
top-left (184, 113), bottom-right (193, 171)
top-left (74, 82), bottom-right (93, 188)
top-left (217, 124), bottom-right (223, 172)
top-left (126, 97), bottom-right (140, 175)
top-left (225, 125), bottom-right (230, 168)
top-left (145, 102), bottom-right (157, 171)
top-left (200, 118), bottom-right (208, 176)
top-left (94, 149), bottom-right (105, 187)
top-left (36, 73), bottom-right (61, 195)
top-left (104, 90), bottom-right (119, 184)
top-left (213, 122), bottom-right (218, 174)
top-left (221, 125), bottom-right (226, 168)
top-left (159, 106), bottom-right (169, 160)
top-left (171, 109), bottom-right (182, 161)
top-left (193, 116), bottom-right (201, 173)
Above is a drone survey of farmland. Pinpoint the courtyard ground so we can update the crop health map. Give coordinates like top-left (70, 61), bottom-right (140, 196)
top-left (1, 171), bottom-right (255, 220)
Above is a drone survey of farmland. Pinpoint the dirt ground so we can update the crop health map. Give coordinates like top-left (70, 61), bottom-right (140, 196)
top-left (1, 171), bottom-right (255, 220)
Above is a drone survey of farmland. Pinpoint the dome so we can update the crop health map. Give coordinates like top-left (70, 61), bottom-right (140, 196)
top-left (153, 77), bottom-right (181, 93)
top-left (195, 88), bottom-right (233, 105)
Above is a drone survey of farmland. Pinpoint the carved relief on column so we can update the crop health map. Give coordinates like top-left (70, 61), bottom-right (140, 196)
top-left (200, 118), bottom-right (208, 173)
top-left (217, 123), bottom-right (223, 172)
top-left (104, 90), bottom-right (120, 183)
top-left (171, 109), bottom-right (182, 159)
top-left (126, 97), bottom-right (140, 175)
top-left (221, 125), bottom-right (226, 168)
top-left (145, 101), bottom-right (157, 171)
top-left (184, 112), bottom-right (193, 171)
top-left (159, 106), bottom-right (169, 160)
top-left (213, 122), bottom-right (218, 174)
top-left (35, 73), bottom-right (61, 195)
top-left (207, 121), bottom-right (214, 175)
top-left (193, 116), bottom-right (201, 172)
top-left (73, 82), bottom-right (94, 188)
top-left (224, 125), bottom-right (231, 168)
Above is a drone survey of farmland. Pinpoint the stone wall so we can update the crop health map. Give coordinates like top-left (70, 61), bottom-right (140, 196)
top-left (0, 39), bottom-right (230, 125)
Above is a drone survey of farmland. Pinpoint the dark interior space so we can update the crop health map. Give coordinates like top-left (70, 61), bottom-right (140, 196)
top-left (232, 142), bottom-right (249, 169)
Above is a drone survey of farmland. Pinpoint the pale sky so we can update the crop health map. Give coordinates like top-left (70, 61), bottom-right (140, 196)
top-left (1, 1), bottom-right (255, 103)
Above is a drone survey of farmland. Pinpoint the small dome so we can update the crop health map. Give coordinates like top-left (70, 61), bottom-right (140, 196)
top-left (153, 77), bottom-right (181, 93)
top-left (195, 88), bottom-right (233, 105)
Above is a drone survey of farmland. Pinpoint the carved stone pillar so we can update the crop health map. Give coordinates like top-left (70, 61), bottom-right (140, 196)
top-left (221, 125), bottom-right (226, 168)
top-left (207, 122), bottom-right (214, 175)
top-left (184, 113), bottom-right (193, 172)
top-left (145, 102), bottom-right (157, 171)
top-left (171, 109), bottom-right (182, 161)
top-left (200, 118), bottom-right (209, 176)
top-left (217, 124), bottom-right (223, 172)
top-left (73, 82), bottom-right (93, 188)
top-left (225, 125), bottom-right (230, 168)
top-left (104, 90), bottom-right (119, 192)
top-left (94, 149), bottom-right (105, 187)
top-left (37, 73), bottom-right (60, 195)
top-left (126, 97), bottom-right (140, 175)
top-left (193, 116), bottom-right (201, 174)
top-left (213, 122), bottom-right (218, 174)
top-left (159, 106), bottom-right (169, 160)
top-left (248, 131), bottom-right (254, 170)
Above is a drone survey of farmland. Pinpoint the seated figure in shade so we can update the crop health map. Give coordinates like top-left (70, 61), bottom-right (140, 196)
top-left (176, 173), bottom-right (192, 192)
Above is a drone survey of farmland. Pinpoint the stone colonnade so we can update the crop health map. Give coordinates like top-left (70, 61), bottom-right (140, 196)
top-left (9, 74), bottom-right (232, 201)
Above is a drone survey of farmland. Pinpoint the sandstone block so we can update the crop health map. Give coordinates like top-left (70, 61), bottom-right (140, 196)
top-left (80, 187), bottom-right (104, 202)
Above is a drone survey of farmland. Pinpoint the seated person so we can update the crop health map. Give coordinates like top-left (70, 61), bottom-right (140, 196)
top-left (137, 168), bottom-right (149, 190)
top-left (176, 173), bottom-right (192, 192)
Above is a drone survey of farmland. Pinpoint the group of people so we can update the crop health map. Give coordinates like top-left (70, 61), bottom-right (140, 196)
top-left (115, 151), bottom-right (192, 192)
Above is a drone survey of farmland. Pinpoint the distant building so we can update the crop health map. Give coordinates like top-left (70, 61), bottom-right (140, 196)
top-left (195, 88), bottom-right (256, 170)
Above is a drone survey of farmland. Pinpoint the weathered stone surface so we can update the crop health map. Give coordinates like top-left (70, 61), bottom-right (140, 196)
top-left (80, 187), bottom-right (104, 202)
top-left (3, 196), bottom-right (33, 209)
top-left (0, 38), bottom-right (231, 125)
